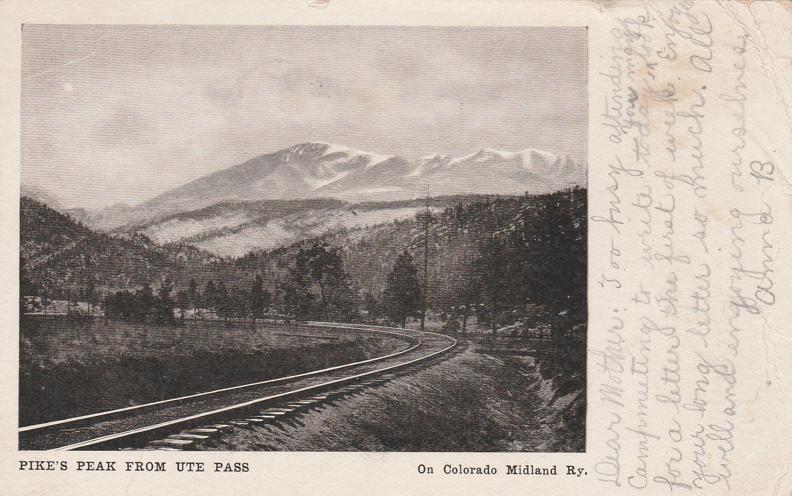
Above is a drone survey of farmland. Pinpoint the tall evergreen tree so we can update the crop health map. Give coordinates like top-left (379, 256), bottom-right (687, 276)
top-left (137, 282), bottom-right (155, 322)
top-left (204, 280), bottom-right (217, 319)
top-left (383, 251), bottom-right (422, 328)
top-left (19, 256), bottom-right (38, 316)
top-left (156, 277), bottom-right (175, 323)
top-left (250, 274), bottom-right (270, 323)
top-left (288, 242), bottom-right (356, 321)
top-left (83, 279), bottom-right (96, 316)
top-left (176, 290), bottom-right (189, 320)
top-left (188, 277), bottom-right (199, 320)
top-left (362, 291), bottom-right (381, 322)
top-left (216, 281), bottom-right (230, 321)
top-left (472, 237), bottom-right (521, 335)
top-left (229, 285), bottom-right (248, 319)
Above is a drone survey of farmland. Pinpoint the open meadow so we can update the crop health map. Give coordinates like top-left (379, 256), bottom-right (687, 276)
top-left (20, 317), bottom-right (409, 425)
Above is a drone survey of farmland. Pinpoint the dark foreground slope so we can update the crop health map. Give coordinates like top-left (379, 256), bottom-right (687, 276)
top-left (205, 342), bottom-right (584, 452)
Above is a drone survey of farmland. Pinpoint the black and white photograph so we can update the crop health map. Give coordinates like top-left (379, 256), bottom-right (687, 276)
top-left (19, 25), bottom-right (587, 452)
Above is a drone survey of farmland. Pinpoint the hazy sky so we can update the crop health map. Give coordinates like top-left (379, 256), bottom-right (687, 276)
top-left (22, 25), bottom-right (586, 209)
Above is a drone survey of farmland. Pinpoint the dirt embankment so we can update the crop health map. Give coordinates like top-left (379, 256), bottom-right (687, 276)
top-left (207, 343), bottom-right (584, 452)
top-left (20, 318), bottom-right (407, 426)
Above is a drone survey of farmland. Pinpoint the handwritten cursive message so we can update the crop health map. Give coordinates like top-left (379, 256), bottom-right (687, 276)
top-left (590, 1), bottom-right (781, 493)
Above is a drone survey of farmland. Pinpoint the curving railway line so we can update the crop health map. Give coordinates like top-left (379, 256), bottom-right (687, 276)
top-left (19, 322), bottom-right (457, 451)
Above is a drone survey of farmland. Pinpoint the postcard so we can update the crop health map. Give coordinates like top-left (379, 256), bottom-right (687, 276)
top-left (0, 1), bottom-right (789, 494)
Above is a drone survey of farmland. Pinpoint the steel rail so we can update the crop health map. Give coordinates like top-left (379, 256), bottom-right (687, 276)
top-left (21, 322), bottom-right (456, 451)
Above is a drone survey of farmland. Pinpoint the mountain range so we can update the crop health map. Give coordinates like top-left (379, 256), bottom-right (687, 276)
top-left (145, 141), bottom-right (584, 209)
top-left (57, 142), bottom-right (584, 231)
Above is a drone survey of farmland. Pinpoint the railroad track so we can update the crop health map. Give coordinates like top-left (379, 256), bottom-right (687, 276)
top-left (19, 322), bottom-right (457, 451)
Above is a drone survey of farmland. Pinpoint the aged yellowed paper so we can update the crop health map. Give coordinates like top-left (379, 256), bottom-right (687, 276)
top-left (0, 0), bottom-right (790, 494)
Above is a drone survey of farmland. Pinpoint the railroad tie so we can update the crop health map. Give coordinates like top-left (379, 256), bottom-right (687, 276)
top-left (168, 433), bottom-right (210, 441)
top-left (268, 407), bottom-right (297, 413)
top-left (247, 416), bottom-right (278, 424)
top-left (293, 400), bottom-right (321, 411)
top-left (309, 396), bottom-right (334, 406)
top-left (187, 428), bottom-right (220, 435)
top-left (243, 418), bottom-right (266, 425)
top-left (147, 438), bottom-right (195, 450)
top-left (201, 424), bottom-right (233, 432)
top-left (259, 410), bottom-right (289, 416)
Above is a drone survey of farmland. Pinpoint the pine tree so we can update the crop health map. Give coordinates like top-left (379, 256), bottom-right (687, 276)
top-left (362, 291), bottom-right (381, 322)
top-left (216, 281), bottom-right (230, 322)
top-left (472, 237), bottom-right (521, 335)
top-left (383, 251), bottom-right (422, 328)
top-left (156, 277), bottom-right (174, 323)
top-left (137, 283), bottom-right (155, 322)
top-left (229, 285), bottom-right (248, 320)
top-left (176, 290), bottom-right (189, 320)
top-left (250, 274), bottom-right (270, 323)
top-left (83, 279), bottom-right (96, 316)
top-left (19, 256), bottom-right (39, 317)
top-left (188, 277), bottom-right (199, 320)
top-left (289, 242), bottom-right (355, 321)
top-left (204, 280), bottom-right (217, 319)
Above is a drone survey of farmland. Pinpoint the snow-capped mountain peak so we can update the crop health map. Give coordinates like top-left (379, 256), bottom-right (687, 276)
top-left (516, 148), bottom-right (560, 166)
top-left (107, 142), bottom-right (586, 231)
top-left (285, 142), bottom-right (393, 169)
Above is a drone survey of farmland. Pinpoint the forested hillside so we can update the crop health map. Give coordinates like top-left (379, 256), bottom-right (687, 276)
top-left (347, 187), bottom-right (587, 329)
top-left (20, 196), bottom-right (219, 298)
top-left (21, 188), bottom-right (585, 333)
top-left (233, 187), bottom-right (586, 331)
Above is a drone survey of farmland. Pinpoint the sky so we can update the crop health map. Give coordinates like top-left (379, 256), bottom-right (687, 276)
top-left (22, 25), bottom-right (587, 209)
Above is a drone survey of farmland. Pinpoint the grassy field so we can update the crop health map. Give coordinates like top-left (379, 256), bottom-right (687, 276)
top-left (207, 341), bottom-right (585, 452)
top-left (19, 317), bottom-right (408, 426)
